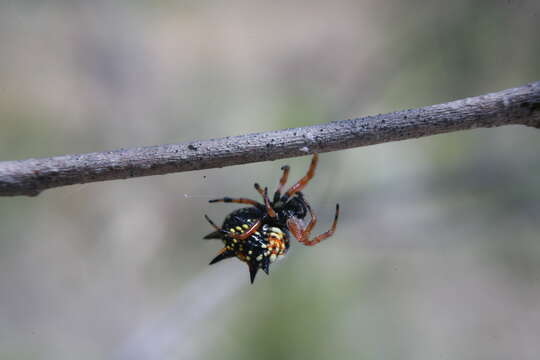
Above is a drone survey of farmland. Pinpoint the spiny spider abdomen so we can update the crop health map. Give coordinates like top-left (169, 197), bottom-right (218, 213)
top-left (203, 153), bottom-right (339, 283)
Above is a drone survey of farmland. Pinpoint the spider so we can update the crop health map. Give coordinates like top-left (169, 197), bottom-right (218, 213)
top-left (203, 153), bottom-right (340, 283)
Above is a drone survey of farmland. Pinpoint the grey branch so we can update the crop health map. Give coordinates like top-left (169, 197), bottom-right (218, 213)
top-left (1, 81), bottom-right (539, 197)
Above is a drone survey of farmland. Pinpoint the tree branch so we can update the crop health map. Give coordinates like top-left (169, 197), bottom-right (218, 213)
top-left (1, 81), bottom-right (539, 197)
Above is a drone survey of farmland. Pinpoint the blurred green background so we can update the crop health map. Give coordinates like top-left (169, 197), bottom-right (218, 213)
top-left (1, 1), bottom-right (540, 359)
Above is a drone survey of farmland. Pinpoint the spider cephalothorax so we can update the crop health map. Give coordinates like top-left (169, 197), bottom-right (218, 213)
top-left (204, 153), bottom-right (339, 283)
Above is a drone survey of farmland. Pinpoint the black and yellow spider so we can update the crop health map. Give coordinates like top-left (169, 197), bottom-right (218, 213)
top-left (204, 153), bottom-right (339, 283)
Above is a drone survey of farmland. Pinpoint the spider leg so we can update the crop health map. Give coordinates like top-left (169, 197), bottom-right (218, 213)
top-left (273, 165), bottom-right (290, 203)
top-left (228, 219), bottom-right (262, 240)
top-left (287, 204), bottom-right (339, 246)
top-left (263, 187), bottom-right (277, 218)
top-left (303, 202), bottom-right (318, 235)
top-left (204, 214), bottom-right (261, 240)
top-left (204, 214), bottom-right (228, 234)
top-left (283, 153), bottom-right (318, 200)
top-left (253, 182), bottom-right (265, 198)
top-left (209, 197), bottom-right (263, 208)
top-left (254, 183), bottom-right (277, 218)
top-left (203, 214), bottom-right (229, 239)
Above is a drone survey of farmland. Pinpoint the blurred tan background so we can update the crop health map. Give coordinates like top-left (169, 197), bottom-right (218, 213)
top-left (1, 1), bottom-right (540, 359)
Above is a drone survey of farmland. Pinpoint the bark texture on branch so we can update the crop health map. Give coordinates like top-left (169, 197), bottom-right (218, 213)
top-left (1, 81), bottom-right (539, 197)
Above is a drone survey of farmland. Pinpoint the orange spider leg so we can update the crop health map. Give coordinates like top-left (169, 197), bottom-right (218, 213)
top-left (273, 165), bottom-right (290, 202)
top-left (254, 183), bottom-right (277, 218)
top-left (303, 203), bottom-right (318, 235)
top-left (287, 204), bottom-right (339, 246)
top-left (263, 187), bottom-right (277, 218)
top-left (284, 153), bottom-right (318, 199)
top-left (229, 219), bottom-right (263, 240)
top-left (204, 214), bottom-right (262, 240)
top-left (253, 182), bottom-right (265, 198)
